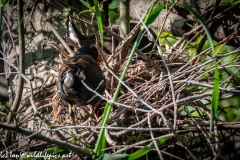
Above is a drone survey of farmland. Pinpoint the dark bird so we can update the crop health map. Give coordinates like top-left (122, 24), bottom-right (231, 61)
top-left (57, 45), bottom-right (106, 113)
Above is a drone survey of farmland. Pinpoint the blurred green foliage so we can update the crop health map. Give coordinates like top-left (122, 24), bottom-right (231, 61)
top-left (108, 0), bottom-right (119, 24)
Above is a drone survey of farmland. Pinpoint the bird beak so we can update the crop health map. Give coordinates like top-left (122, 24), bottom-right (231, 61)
top-left (97, 56), bottom-right (103, 65)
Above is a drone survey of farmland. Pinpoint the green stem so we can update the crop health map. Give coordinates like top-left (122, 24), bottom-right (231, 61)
top-left (93, 1), bottom-right (157, 159)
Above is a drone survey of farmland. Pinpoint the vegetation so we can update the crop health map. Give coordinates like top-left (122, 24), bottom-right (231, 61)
top-left (0, 0), bottom-right (240, 159)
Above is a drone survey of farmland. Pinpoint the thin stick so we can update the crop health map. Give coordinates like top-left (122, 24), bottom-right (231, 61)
top-left (35, 5), bottom-right (74, 56)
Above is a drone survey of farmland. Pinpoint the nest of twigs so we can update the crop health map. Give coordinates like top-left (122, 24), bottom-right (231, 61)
top-left (7, 20), bottom-right (240, 160)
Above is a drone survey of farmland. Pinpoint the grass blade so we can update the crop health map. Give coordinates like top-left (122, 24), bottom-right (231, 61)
top-left (211, 61), bottom-right (219, 133)
top-left (93, 0), bottom-right (104, 47)
top-left (128, 137), bottom-right (170, 160)
top-left (177, 4), bottom-right (219, 134)
top-left (93, 1), bottom-right (163, 159)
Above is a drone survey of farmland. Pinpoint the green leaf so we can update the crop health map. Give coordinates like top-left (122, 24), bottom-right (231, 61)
top-left (79, 10), bottom-right (91, 15)
top-left (62, 8), bottom-right (71, 16)
top-left (98, 154), bottom-right (129, 160)
top-left (128, 148), bottom-right (150, 160)
top-left (46, 147), bottom-right (70, 155)
top-left (145, 4), bottom-right (165, 26)
top-left (3, 0), bottom-right (9, 5)
top-left (177, 4), bottom-right (214, 53)
top-left (158, 137), bottom-right (170, 144)
top-left (94, 0), bottom-right (104, 47)
top-left (80, 0), bottom-right (91, 9)
top-left (128, 137), bottom-right (170, 160)
top-left (0, 0), bottom-right (9, 7)
top-left (109, 0), bottom-right (119, 9)
top-left (210, 60), bottom-right (219, 133)
top-left (177, 3), bottom-right (217, 135)
top-left (108, 10), bottom-right (119, 23)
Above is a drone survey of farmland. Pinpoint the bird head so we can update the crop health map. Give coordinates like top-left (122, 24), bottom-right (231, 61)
top-left (75, 45), bottom-right (98, 60)
top-left (75, 45), bottom-right (103, 64)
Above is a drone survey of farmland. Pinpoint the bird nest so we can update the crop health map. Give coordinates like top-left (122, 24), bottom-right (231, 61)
top-left (12, 24), bottom-right (240, 159)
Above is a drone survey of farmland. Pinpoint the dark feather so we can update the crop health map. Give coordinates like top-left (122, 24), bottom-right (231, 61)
top-left (57, 45), bottom-right (105, 107)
